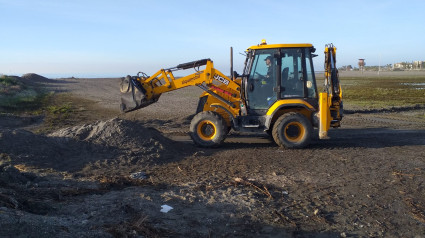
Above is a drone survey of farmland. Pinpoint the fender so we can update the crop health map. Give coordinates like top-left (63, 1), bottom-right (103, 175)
top-left (265, 99), bottom-right (316, 130)
top-left (209, 103), bottom-right (239, 130)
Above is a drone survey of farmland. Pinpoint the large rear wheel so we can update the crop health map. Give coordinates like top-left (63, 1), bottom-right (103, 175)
top-left (272, 112), bottom-right (313, 149)
top-left (190, 111), bottom-right (227, 147)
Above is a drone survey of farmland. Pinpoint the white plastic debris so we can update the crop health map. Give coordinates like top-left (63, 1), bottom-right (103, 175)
top-left (160, 205), bottom-right (173, 213)
top-left (161, 205), bottom-right (173, 213)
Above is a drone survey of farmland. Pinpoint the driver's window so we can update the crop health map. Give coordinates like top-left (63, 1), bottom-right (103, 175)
top-left (247, 50), bottom-right (277, 110)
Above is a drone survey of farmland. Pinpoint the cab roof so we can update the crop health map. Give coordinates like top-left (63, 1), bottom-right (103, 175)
top-left (248, 43), bottom-right (313, 50)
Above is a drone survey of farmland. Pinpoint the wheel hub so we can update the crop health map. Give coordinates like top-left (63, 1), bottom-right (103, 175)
top-left (284, 122), bottom-right (305, 142)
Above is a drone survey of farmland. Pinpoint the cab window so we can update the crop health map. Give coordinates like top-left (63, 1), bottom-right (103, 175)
top-left (281, 49), bottom-right (304, 98)
top-left (247, 49), bottom-right (277, 110)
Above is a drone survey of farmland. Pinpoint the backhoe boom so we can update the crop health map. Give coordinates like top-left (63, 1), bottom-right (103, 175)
top-left (318, 44), bottom-right (343, 139)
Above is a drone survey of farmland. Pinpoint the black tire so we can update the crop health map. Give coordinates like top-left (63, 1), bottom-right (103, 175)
top-left (190, 111), bottom-right (227, 147)
top-left (272, 112), bottom-right (313, 149)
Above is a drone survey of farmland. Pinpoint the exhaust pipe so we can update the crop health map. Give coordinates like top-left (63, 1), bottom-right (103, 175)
top-left (230, 46), bottom-right (233, 80)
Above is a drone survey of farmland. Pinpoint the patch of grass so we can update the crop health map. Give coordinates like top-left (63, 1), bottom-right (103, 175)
top-left (42, 102), bottom-right (74, 129)
top-left (0, 90), bottom-right (51, 110)
top-left (45, 103), bottom-right (73, 122)
top-left (46, 104), bottom-right (73, 115)
top-left (40, 96), bottom-right (76, 132)
top-left (1, 76), bottom-right (24, 96)
top-left (0, 75), bottom-right (19, 86)
top-left (0, 75), bottom-right (51, 112)
top-left (0, 75), bottom-right (77, 132)
top-left (0, 89), bottom-right (46, 111)
top-left (34, 93), bottom-right (117, 134)
top-left (340, 76), bottom-right (425, 109)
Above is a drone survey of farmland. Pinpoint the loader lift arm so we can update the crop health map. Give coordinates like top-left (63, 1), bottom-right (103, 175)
top-left (120, 59), bottom-right (242, 113)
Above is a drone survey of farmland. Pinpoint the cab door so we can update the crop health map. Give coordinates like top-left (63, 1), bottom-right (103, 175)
top-left (246, 49), bottom-right (278, 111)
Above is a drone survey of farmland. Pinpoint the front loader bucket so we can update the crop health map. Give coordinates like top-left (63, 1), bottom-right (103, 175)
top-left (120, 76), bottom-right (155, 113)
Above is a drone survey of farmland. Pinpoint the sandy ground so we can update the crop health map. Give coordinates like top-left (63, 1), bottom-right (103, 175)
top-left (0, 75), bottom-right (424, 237)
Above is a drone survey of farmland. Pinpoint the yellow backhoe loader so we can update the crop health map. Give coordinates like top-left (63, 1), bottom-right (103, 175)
top-left (120, 40), bottom-right (343, 148)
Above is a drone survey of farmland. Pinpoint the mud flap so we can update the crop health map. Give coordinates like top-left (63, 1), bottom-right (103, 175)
top-left (120, 76), bottom-right (155, 113)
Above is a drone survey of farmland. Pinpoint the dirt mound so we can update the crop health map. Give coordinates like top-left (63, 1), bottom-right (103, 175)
top-left (0, 128), bottom-right (92, 172)
top-left (0, 129), bottom-right (65, 160)
top-left (1, 118), bottom-right (186, 177)
top-left (21, 73), bottom-right (51, 82)
top-left (49, 118), bottom-right (172, 151)
top-left (20, 73), bottom-right (56, 85)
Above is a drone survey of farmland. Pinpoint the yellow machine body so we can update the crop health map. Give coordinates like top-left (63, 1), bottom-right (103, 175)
top-left (120, 41), bottom-right (343, 148)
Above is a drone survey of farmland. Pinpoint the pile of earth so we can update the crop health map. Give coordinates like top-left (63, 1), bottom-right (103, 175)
top-left (20, 73), bottom-right (54, 84)
top-left (1, 73), bottom-right (52, 87)
top-left (0, 118), bottom-right (189, 180)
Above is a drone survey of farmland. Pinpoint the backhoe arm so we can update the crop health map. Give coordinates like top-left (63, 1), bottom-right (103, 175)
top-left (318, 44), bottom-right (343, 139)
top-left (120, 59), bottom-right (241, 113)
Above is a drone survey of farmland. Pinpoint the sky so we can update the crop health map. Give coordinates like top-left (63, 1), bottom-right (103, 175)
top-left (1, 0), bottom-right (425, 78)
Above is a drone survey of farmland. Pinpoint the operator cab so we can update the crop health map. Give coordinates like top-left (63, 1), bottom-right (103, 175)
top-left (242, 42), bottom-right (318, 113)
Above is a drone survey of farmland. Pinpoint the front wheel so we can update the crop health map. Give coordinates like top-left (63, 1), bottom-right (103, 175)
top-left (190, 111), bottom-right (227, 147)
top-left (272, 112), bottom-right (313, 149)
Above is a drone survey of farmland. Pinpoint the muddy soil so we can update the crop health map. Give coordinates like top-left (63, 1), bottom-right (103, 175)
top-left (0, 76), bottom-right (424, 237)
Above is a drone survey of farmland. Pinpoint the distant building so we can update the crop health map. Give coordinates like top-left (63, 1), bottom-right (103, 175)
top-left (393, 61), bottom-right (424, 70)
top-left (413, 61), bottom-right (424, 70)
top-left (393, 62), bottom-right (407, 70)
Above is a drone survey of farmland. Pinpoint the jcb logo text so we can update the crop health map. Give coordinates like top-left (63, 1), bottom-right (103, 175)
top-left (213, 74), bottom-right (230, 85)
